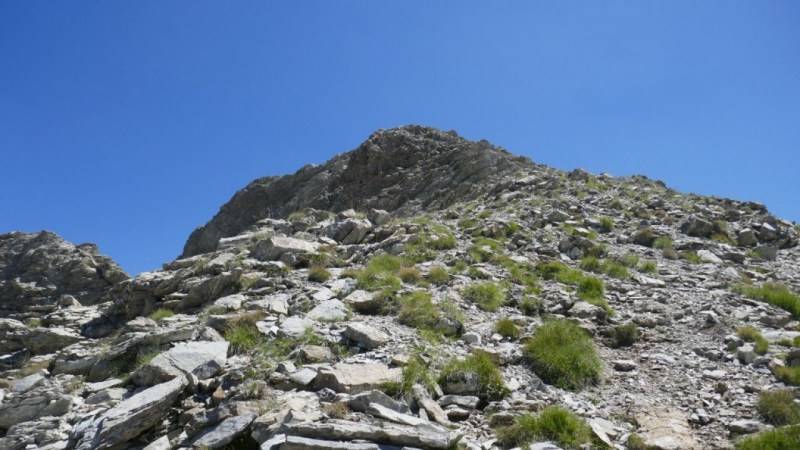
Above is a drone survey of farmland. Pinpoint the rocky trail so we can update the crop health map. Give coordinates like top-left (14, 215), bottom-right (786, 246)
top-left (2, 126), bottom-right (799, 450)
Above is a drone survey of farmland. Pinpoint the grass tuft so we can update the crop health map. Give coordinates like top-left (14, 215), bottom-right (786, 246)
top-left (524, 319), bottom-right (601, 390)
top-left (149, 308), bottom-right (174, 321)
top-left (735, 283), bottom-right (800, 319)
top-left (757, 390), bottom-right (800, 426)
top-left (495, 318), bottom-right (521, 340)
top-left (462, 282), bottom-right (506, 312)
top-left (735, 425), bottom-right (800, 450)
top-left (496, 406), bottom-right (591, 449)
top-left (439, 351), bottom-right (508, 401)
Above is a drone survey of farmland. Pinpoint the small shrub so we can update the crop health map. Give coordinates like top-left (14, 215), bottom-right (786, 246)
top-left (577, 276), bottom-right (605, 301)
top-left (619, 253), bottom-right (640, 268)
top-left (774, 366), bottom-right (800, 386)
top-left (630, 227), bottom-right (656, 247)
top-left (496, 406), bottom-right (591, 449)
top-left (524, 320), bottom-right (601, 390)
top-left (427, 266), bottom-right (450, 285)
top-left (679, 251), bottom-right (703, 264)
top-left (519, 297), bottom-right (541, 316)
top-left (398, 267), bottom-right (423, 284)
top-left (737, 326), bottom-right (769, 355)
top-left (757, 390), bottom-right (800, 425)
top-left (398, 292), bottom-right (439, 330)
top-left (638, 260), bottom-right (657, 274)
top-left (735, 425), bottom-right (800, 450)
top-left (495, 318), bottom-right (521, 340)
top-left (736, 283), bottom-right (800, 319)
top-left (599, 216), bottom-right (614, 233)
top-left (462, 283), bottom-right (506, 312)
top-left (612, 323), bottom-right (639, 348)
top-left (603, 261), bottom-right (631, 279)
top-left (439, 351), bottom-right (508, 401)
top-left (536, 260), bottom-right (569, 279)
top-left (653, 236), bottom-right (673, 250)
top-left (578, 256), bottom-right (602, 273)
top-left (308, 265), bottom-right (331, 283)
top-left (149, 308), bottom-right (174, 321)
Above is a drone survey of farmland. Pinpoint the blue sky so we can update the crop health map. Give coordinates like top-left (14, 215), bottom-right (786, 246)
top-left (2, 1), bottom-right (798, 275)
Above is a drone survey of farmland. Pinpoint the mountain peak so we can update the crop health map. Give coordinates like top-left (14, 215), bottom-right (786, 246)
top-left (181, 126), bottom-right (534, 257)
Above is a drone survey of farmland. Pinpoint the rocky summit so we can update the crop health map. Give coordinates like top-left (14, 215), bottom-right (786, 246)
top-left (2, 125), bottom-right (800, 450)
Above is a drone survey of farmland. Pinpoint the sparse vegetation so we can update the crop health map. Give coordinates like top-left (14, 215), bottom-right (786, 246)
top-left (397, 291), bottom-right (463, 338)
top-left (495, 318), bottom-right (521, 340)
top-left (440, 351), bottom-right (508, 401)
top-left (308, 265), bottom-right (332, 282)
top-left (735, 283), bottom-right (800, 319)
top-left (737, 326), bottom-right (769, 355)
top-left (427, 266), bottom-right (450, 285)
top-left (496, 406), bottom-right (591, 449)
top-left (611, 323), bottom-right (639, 348)
top-left (356, 254), bottom-right (404, 292)
top-left (519, 296), bottom-right (542, 316)
top-left (774, 365), bottom-right (800, 386)
top-left (735, 425), bottom-right (800, 450)
top-left (679, 250), bottom-right (703, 264)
top-left (757, 390), bottom-right (800, 425)
top-left (398, 267), bottom-right (423, 284)
top-left (149, 308), bottom-right (174, 321)
top-left (462, 282), bottom-right (506, 312)
top-left (638, 260), bottom-right (657, 274)
top-left (599, 216), bottom-right (614, 233)
top-left (224, 313), bottom-right (266, 355)
top-left (524, 319), bottom-right (601, 390)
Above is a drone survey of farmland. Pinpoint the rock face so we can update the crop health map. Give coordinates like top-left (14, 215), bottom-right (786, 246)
top-left (182, 126), bottom-right (533, 256)
top-left (0, 231), bottom-right (128, 318)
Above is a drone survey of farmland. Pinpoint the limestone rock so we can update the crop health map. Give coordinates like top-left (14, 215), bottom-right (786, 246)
top-left (635, 410), bottom-right (701, 450)
top-left (313, 363), bottom-right (401, 394)
top-left (132, 341), bottom-right (228, 386)
top-left (253, 236), bottom-right (320, 262)
top-left (342, 322), bottom-right (389, 350)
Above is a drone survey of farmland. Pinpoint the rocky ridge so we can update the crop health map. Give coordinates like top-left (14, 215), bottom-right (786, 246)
top-left (1, 125), bottom-right (800, 450)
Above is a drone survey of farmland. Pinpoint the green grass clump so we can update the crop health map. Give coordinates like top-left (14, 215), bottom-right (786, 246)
top-left (308, 265), bottom-right (332, 282)
top-left (495, 318), bottom-right (521, 340)
top-left (398, 292), bottom-right (440, 330)
top-left (467, 245), bottom-right (494, 263)
top-left (679, 251), bottom-right (704, 264)
top-left (653, 236), bottom-right (673, 250)
top-left (536, 261), bottom-right (570, 280)
top-left (619, 253), bottom-right (640, 268)
top-left (149, 308), bottom-right (174, 321)
top-left (757, 390), bottom-right (800, 426)
top-left (630, 227), bottom-right (656, 247)
top-left (439, 351), bottom-right (508, 401)
top-left (224, 320), bottom-right (264, 355)
top-left (577, 276), bottom-right (605, 301)
top-left (638, 260), bottom-right (657, 274)
top-left (735, 425), bottom-right (800, 450)
top-left (603, 261), bottom-right (630, 279)
top-left (599, 216), bottom-right (614, 233)
top-left (356, 254), bottom-right (404, 292)
top-left (382, 355), bottom-right (437, 398)
top-left (427, 266), bottom-right (450, 285)
top-left (398, 267), bottom-right (423, 284)
top-left (578, 256), bottom-right (602, 273)
top-left (557, 267), bottom-right (585, 286)
top-left (774, 366), bottom-right (800, 386)
top-left (462, 282), bottom-right (506, 312)
top-left (611, 323), bottom-right (639, 348)
top-left (519, 297), bottom-right (542, 316)
top-left (496, 406), bottom-right (591, 449)
top-left (735, 283), bottom-right (800, 319)
top-left (737, 326), bottom-right (770, 355)
top-left (524, 320), bottom-right (601, 390)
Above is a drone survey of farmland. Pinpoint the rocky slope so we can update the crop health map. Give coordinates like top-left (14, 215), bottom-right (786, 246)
top-left (2, 126), bottom-right (800, 450)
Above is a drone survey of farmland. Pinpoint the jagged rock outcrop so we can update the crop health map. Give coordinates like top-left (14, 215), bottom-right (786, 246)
top-left (0, 231), bottom-right (129, 318)
top-left (182, 125), bottom-right (534, 257)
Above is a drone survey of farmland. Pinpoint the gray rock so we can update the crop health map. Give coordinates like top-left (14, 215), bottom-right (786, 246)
top-left (728, 419), bottom-right (763, 434)
top-left (681, 217), bottom-right (714, 238)
top-left (737, 228), bottom-right (758, 247)
top-left (253, 236), bottom-right (320, 262)
top-left (462, 332), bottom-right (481, 345)
top-left (636, 409), bottom-right (701, 450)
top-left (737, 344), bottom-right (755, 365)
top-left (132, 341), bottom-right (228, 386)
top-left (190, 413), bottom-right (256, 448)
top-left (279, 317), bottom-right (313, 338)
top-left (313, 363), bottom-right (401, 394)
top-left (307, 299), bottom-right (348, 322)
top-left (327, 218), bottom-right (373, 245)
top-left (368, 209), bottom-right (392, 226)
top-left (75, 376), bottom-right (187, 450)
top-left (21, 327), bottom-right (83, 354)
top-left (613, 360), bottom-right (637, 372)
top-left (438, 395), bottom-right (479, 409)
top-left (697, 250), bottom-right (722, 264)
top-left (349, 390), bottom-right (411, 414)
top-left (343, 322), bottom-right (389, 350)
top-left (530, 443), bottom-right (564, 450)
top-left (143, 436), bottom-right (171, 450)
top-left (290, 368), bottom-right (319, 386)
top-left (0, 375), bottom-right (74, 428)
top-left (343, 290), bottom-right (380, 314)
top-left (277, 418), bottom-right (461, 449)
top-left (85, 388), bottom-right (128, 405)
top-left (213, 293), bottom-right (246, 311)
top-left (11, 371), bottom-right (46, 394)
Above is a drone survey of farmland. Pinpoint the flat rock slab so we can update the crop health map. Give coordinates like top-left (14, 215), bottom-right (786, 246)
top-left (21, 327), bottom-right (83, 354)
top-left (133, 341), bottom-right (228, 386)
top-left (314, 363), bottom-right (401, 394)
top-left (636, 410), bottom-right (701, 450)
top-left (308, 299), bottom-right (348, 321)
top-left (191, 413), bottom-right (256, 448)
top-left (76, 376), bottom-right (187, 450)
top-left (343, 322), bottom-right (389, 350)
top-left (279, 317), bottom-right (313, 338)
top-left (254, 236), bottom-right (320, 261)
top-left (278, 419), bottom-right (460, 449)
top-left (274, 435), bottom-right (410, 450)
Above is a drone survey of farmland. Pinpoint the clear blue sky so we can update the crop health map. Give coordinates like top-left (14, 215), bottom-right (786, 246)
top-left (2, 2), bottom-right (798, 275)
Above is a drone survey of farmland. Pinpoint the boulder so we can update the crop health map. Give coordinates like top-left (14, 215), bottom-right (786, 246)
top-left (327, 219), bottom-right (373, 245)
top-left (190, 413), bottom-right (257, 448)
top-left (279, 317), bottom-right (313, 338)
top-left (0, 375), bottom-right (75, 428)
top-left (21, 327), bottom-right (84, 354)
top-left (132, 341), bottom-right (228, 386)
top-left (314, 363), bottom-right (401, 394)
top-left (342, 322), bottom-right (389, 350)
top-left (277, 419), bottom-right (461, 449)
top-left (253, 236), bottom-right (320, 262)
top-left (681, 217), bottom-right (714, 238)
top-left (307, 299), bottom-right (348, 322)
top-left (75, 376), bottom-right (188, 450)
